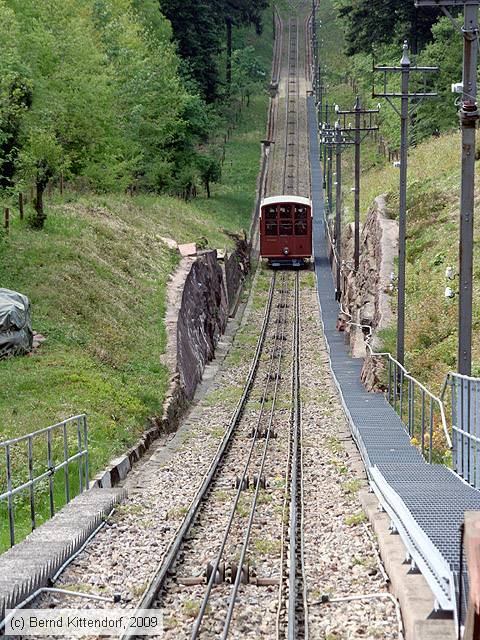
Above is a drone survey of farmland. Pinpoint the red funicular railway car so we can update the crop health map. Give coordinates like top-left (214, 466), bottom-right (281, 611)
top-left (260, 195), bottom-right (312, 267)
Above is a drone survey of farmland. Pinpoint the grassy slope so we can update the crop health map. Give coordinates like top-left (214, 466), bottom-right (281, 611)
top-left (0, 64), bottom-right (269, 473)
top-left (316, 0), bottom-right (477, 391)
top-left (350, 130), bottom-right (480, 391)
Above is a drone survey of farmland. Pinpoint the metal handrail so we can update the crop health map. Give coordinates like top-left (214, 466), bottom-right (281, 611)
top-left (445, 370), bottom-right (480, 488)
top-left (0, 414), bottom-right (87, 447)
top-left (334, 279), bottom-right (452, 452)
top-left (1, 414), bottom-right (89, 548)
top-left (317, 139), bottom-right (452, 455)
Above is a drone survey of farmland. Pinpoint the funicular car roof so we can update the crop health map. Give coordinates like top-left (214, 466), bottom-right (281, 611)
top-left (261, 195), bottom-right (312, 207)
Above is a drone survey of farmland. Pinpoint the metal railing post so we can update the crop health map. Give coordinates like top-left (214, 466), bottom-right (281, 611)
top-left (84, 416), bottom-right (89, 490)
top-left (47, 429), bottom-right (55, 517)
top-left (28, 436), bottom-right (35, 531)
top-left (421, 390), bottom-right (426, 457)
top-left (429, 398), bottom-right (434, 463)
top-left (6, 444), bottom-right (14, 547)
top-left (77, 417), bottom-right (84, 493)
top-left (63, 422), bottom-right (70, 503)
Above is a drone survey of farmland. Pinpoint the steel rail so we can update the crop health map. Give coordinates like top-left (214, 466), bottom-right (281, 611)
top-left (276, 389), bottom-right (293, 637)
top-left (220, 276), bottom-right (292, 638)
top-left (266, 6), bottom-right (284, 197)
top-left (190, 274), bottom-right (290, 639)
top-left (282, 16), bottom-right (293, 194)
top-left (287, 271), bottom-right (308, 639)
top-left (295, 18), bottom-right (300, 194)
top-left (119, 274), bottom-right (278, 640)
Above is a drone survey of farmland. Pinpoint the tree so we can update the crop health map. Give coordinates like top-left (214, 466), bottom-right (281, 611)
top-left (9, 0), bottom-right (127, 228)
top-left (0, 2), bottom-right (30, 191)
top-left (415, 18), bottom-right (463, 138)
top-left (159, 0), bottom-right (224, 102)
top-left (334, 0), bottom-right (440, 55)
top-left (223, 0), bottom-right (268, 92)
top-left (159, 0), bottom-right (268, 99)
top-left (232, 45), bottom-right (265, 106)
top-left (19, 129), bottom-right (63, 228)
top-left (198, 154), bottom-right (221, 198)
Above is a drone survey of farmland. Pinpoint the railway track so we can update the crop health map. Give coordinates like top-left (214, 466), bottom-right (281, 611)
top-left (267, 3), bottom-right (311, 199)
top-left (13, 2), bottom-right (399, 638)
top-left (283, 16), bottom-right (300, 195)
top-left (120, 271), bottom-right (307, 639)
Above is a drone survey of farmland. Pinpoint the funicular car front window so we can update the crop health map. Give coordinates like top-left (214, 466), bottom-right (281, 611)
top-left (266, 222), bottom-right (277, 236)
top-left (295, 205), bottom-right (307, 220)
top-left (279, 223), bottom-right (293, 235)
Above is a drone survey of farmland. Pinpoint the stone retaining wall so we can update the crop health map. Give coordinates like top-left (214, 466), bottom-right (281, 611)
top-left (339, 195), bottom-right (398, 389)
top-left (94, 245), bottom-right (249, 488)
top-left (177, 250), bottom-right (229, 400)
top-left (161, 244), bottom-right (249, 432)
top-left (224, 235), bottom-right (250, 316)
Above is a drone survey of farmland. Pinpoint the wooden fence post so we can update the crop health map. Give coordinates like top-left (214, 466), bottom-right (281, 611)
top-left (19, 193), bottom-right (24, 220)
top-left (60, 172), bottom-right (64, 195)
top-left (4, 207), bottom-right (9, 233)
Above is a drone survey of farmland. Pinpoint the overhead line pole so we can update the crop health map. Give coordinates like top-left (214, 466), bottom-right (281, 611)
top-left (373, 42), bottom-right (438, 366)
top-left (335, 98), bottom-right (379, 270)
top-left (457, 4), bottom-right (479, 375)
top-left (335, 122), bottom-right (342, 299)
top-left (320, 120), bottom-right (354, 298)
top-left (415, 0), bottom-right (479, 375)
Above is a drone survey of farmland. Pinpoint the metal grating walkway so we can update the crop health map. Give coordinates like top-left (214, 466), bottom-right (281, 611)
top-left (307, 95), bottom-right (480, 624)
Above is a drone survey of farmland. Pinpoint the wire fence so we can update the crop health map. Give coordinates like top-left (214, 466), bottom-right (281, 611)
top-left (0, 415), bottom-right (89, 549)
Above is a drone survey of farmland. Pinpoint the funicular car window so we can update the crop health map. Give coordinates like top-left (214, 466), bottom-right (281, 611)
top-left (279, 205), bottom-right (291, 219)
top-left (295, 205), bottom-right (307, 220)
top-left (266, 206), bottom-right (277, 220)
top-left (295, 221), bottom-right (307, 235)
top-left (266, 222), bottom-right (278, 236)
top-left (279, 222), bottom-right (293, 235)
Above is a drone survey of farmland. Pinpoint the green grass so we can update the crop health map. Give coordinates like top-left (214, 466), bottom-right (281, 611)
top-left (0, 44), bottom-right (269, 550)
top-left (345, 510), bottom-right (366, 526)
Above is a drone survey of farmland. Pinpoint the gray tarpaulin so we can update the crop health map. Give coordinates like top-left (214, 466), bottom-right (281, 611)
top-left (0, 288), bottom-right (33, 358)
